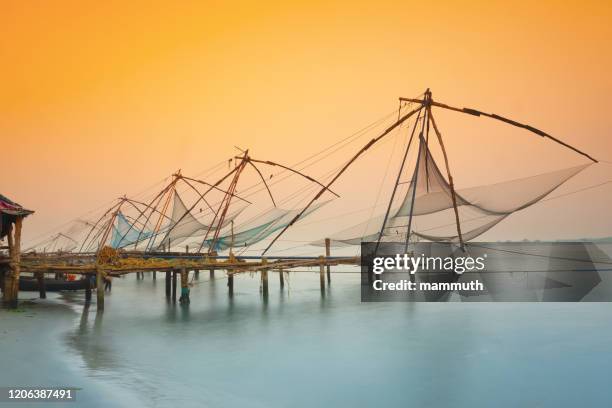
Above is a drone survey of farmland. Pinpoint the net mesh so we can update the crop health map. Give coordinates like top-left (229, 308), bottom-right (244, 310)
top-left (315, 136), bottom-right (590, 247)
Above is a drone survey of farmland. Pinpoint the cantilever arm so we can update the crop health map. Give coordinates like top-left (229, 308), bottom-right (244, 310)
top-left (399, 97), bottom-right (598, 163)
top-left (262, 105), bottom-right (423, 255)
top-left (247, 158), bottom-right (340, 198)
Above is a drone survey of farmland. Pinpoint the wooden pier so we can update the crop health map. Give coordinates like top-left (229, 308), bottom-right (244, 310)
top-left (10, 242), bottom-right (358, 308)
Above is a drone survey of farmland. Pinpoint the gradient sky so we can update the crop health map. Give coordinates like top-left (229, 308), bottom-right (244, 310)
top-left (2, 0), bottom-right (611, 244)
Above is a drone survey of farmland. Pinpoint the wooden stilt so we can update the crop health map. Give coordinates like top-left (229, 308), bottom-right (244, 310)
top-left (2, 219), bottom-right (22, 307)
top-left (85, 275), bottom-right (92, 303)
top-left (172, 270), bottom-right (177, 301)
top-left (209, 251), bottom-right (217, 278)
top-left (153, 271), bottom-right (156, 280)
top-left (179, 268), bottom-right (190, 304)
top-left (96, 267), bottom-right (104, 311)
top-left (165, 271), bottom-right (171, 297)
top-left (319, 255), bottom-right (326, 291)
top-left (325, 238), bottom-right (331, 284)
top-left (279, 267), bottom-right (284, 289)
top-left (261, 258), bottom-right (268, 297)
top-left (227, 273), bottom-right (234, 294)
top-left (37, 271), bottom-right (46, 299)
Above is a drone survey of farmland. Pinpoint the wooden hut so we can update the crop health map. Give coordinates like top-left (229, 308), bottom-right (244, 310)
top-left (0, 194), bottom-right (33, 307)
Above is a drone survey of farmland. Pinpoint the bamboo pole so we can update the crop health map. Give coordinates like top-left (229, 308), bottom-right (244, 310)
top-left (398, 97), bottom-right (598, 163)
top-left (427, 106), bottom-right (465, 249)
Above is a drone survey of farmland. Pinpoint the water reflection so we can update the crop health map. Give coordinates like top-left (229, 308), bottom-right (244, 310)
top-left (64, 306), bottom-right (120, 374)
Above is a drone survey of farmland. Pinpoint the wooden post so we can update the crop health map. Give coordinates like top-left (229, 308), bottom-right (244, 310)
top-left (319, 255), bottom-right (325, 291)
top-left (279, 267), bottom-right (284, 289)
top-left (209, 251), bottom-right (217, 278)
top-left (37, 271), bottom-right (46, 299)
top-left (227, 273), bottom-right (234, 294)
top-left (172, 270), bottom-right (177, 302)
top-left (179, 268), bottom-right (190, 304)
top-left (85, 274), bottom-right (92, 303)
top-left (3, 218), bottom-right (22, 307)
top-left (96, 266), bottom-right (105, 311)
top-left (153, 271), bottom-right (156, 280)
top-left (261, 258), bottom-right (268, 297)
top-left (165, 271), bottom-right (171, 297)
top-left (325, 238), bottom-right (331, 284)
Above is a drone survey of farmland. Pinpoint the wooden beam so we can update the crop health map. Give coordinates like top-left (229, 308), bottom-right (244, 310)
top-left (399, 97), bottom-right (598, 163)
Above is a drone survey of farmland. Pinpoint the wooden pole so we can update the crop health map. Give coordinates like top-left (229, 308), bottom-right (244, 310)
top-left (96, 266), bottom-right (104, 311)
top-left (209, 251), bottom-right (217, 278)
top-left (165, 271), bottom-right (171, 297)
top-left (37, 271), bottom-right (46, 299)
top-left (3, 218), bottom-right (22, 307)
top-left (427, 106), bottom-right (465, 250)
top-left (398, 96), bottom-right (598, 163)
top-left (279, 267), bottom-right (284, 289)
top-left (261, 258), bottom-right (268, 297)
top-left (325, 238), bottom-right (331, 284)
top-left (319, 255), bottom-right (326, 291)
top-left (153, 271), bottom-right (156, 280)
top-left (227, 273), bottom-right (234, 295)
top-left (172, 270), bottom-right (177, 302)
top-left (179, 268), bottom-right (190, 304)
top-left (85, 275), bottom-right (92, 303)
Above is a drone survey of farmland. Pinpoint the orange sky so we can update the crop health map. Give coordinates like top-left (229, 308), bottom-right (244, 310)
top-left (2, 0), bottom-right (612, 244)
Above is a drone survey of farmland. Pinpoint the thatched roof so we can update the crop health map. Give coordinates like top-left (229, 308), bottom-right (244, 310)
top-left (1, 194), bottom-right (33, 239)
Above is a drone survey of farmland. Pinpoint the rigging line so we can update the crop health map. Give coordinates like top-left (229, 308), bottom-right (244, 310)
top-left (213, 119), bottom-right (395, 214)
top-left (28, 109), bottom-right (395, 247)
top-left (363, 113), bottom-right (406, 239)
top-left (217, 109), bottom-right (399, 200)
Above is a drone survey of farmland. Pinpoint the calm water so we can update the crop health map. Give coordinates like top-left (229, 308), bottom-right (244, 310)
top-left (2, 270), bottom-right (612, 407)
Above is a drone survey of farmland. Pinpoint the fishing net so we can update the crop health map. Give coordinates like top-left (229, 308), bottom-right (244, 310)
top-left (315, 136), bottom-right (591, 247)
top-left (111, 211), bottom-right (153, 248)
top-left (155, 192), bottom-right (245, 250)
top-left (205, 201), bottom-right (328, 251)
